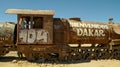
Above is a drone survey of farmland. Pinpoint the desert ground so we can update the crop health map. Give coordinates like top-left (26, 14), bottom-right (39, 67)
top-left (0, 51), bottom-right (120, 67)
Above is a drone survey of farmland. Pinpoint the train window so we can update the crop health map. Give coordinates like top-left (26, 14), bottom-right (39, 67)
top-left (20, 17), bottom-right (31, 29)
top-left (33, 17), bottom-right (43, 29)
top-left (19, 17), bottom-right (43, 29)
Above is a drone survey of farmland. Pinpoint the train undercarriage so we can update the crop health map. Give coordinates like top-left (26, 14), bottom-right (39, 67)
top-left (17, 44), bottom-right (120, 62)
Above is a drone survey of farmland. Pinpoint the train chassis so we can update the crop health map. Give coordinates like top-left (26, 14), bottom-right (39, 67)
top-left (17, 44), bottom-right (120, 61)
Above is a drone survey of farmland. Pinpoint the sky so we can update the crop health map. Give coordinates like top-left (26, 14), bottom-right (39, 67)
top-left (0, 0), bottom-right (120, 23)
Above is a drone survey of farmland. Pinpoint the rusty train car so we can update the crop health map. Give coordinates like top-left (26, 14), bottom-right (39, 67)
top-left (0, 22), bottom-right (16, 56)
top-left (0, 9), bottom-right (120, 61)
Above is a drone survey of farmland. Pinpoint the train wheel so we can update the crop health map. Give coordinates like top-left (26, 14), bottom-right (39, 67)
top-left (68, 52), bottom-right (82, 61)
top-left (112, 51), bottom-right (120, 60)
top-left (73, 52), bottom-right (83, 60)
top-left (83, 52), bottom-right (96, 60)
top-left (77, 53), bottom-right (83, 60)
top-left (98, 51), bottom-right (110, 59)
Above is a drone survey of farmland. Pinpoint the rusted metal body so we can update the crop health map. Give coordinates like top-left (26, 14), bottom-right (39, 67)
top-left (4, 9), bottom-right (120, 61)
top-left (53, 18), bottom-right (120, 60)
top-left (53, 18), bottom-right (69, 44)
top-left (54, 18), bottom-right (120, 45)
top-left (68, 19), bottom-right (110, 44)
top-left (0, 22), bottom-right (15, 45)
top-left (110, 24), bottom-right (120, 44)
top-left (17, 15), bottom-right (53, 44)
top-left (53, 18), bottom-right (113, 44)
top-left (0, 22), bottom-right (15, 56)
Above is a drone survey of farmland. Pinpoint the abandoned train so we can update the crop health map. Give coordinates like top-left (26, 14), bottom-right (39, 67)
top-left (0, 9), bottom-right (120, 61)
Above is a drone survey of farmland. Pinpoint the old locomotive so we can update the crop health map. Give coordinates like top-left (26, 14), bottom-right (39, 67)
top-left (0, 9), bottom-right (120, 61)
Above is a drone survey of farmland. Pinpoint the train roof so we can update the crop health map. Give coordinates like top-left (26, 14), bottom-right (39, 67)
top-left (5, 9), bottom-right (55, 15)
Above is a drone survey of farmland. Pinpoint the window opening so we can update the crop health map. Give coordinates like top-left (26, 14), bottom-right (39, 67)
top-left (20, 16), bottom-right (31, 29)
top-left (33, 17), bottom-right (43, 29)
top-left (19, 16), bottom-right (43, 29)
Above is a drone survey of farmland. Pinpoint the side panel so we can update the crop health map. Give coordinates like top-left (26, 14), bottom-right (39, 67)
top-left (17, 15), bottom-right (53, 44)
top-left (36, 30), bottom-right (48, 43)
top-left (28, 29), bottom-right (36, 43)
top-left (68, 21), bottom-right (110, 44)
top-left (53, 18), bottom-right (69, 44)
top-left (19, 30), bottom-right (27, 44)
top-left (18, 29), bottom-right (49, 44)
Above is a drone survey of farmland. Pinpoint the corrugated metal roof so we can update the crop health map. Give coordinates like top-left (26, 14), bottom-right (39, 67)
top-left (5, 9), bottom-right (55, 15)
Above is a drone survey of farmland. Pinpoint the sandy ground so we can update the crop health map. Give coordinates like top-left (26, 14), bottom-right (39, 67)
top-left (0, 51), bottom-right (120, 67)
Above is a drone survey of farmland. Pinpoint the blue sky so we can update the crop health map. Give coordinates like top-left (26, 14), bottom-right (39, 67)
top-left (0, 0), bottom-right (120, 23)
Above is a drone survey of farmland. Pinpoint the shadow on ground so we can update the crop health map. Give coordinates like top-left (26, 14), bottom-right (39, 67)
top-left (0, 56), bottom-right (91, 64)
